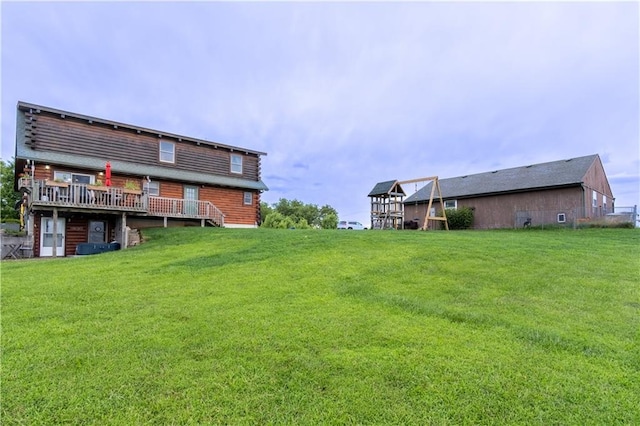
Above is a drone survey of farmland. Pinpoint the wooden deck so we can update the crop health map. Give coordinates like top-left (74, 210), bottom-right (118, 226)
top-left (23, 179), bottom-right (224, 226)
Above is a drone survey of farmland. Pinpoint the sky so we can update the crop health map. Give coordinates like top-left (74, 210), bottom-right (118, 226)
top-left (2, 1), bottom-right (639, 225)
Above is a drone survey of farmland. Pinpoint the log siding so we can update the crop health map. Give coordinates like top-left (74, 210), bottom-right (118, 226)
top-left (25, 109), bottom-right (263, 182)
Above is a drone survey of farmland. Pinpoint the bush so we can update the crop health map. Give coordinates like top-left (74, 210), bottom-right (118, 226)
top-left (320, 212), bottom-right (338, 229)
top-left (261, 212), bottom-right (311, 229)
top-left (443, 207), bottom-right (474, 230)
top-left (577, 221), bottom-right (635, 229)
top-left (262, 212), bottom-right (294, 229)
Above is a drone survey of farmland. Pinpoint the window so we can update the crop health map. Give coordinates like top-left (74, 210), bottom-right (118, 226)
top-left (243, 192), bottom-right (253, 205)
top-left (230, 154), bottom-right (243, 174)
top-left (592, 190), bottom-right (597, 208)
top-left (54, 171), bottom-right (93, 184)
top-left (557, 213), bottom-right (566, 223)
top-left (145, 181), bottom-right (160, 196)
top-left (444, 200), bottom-right (457, 210)
top-left (159, 141), bottom-right (175, 163)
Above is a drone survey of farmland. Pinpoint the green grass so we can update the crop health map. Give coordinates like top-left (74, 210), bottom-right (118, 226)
top-left (2, 228), bottom-right (639, 424)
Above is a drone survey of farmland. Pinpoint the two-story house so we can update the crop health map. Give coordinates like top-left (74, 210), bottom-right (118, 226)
top-left (14, 101), bottom-right (268, 257)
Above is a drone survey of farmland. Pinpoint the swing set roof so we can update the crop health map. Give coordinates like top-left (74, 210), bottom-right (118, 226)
top-left (368, 180), bottom-right (407, 197)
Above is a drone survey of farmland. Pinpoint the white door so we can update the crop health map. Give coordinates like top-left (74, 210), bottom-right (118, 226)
top-left (40, 217), bottom-right (65, 257)
top-left (184, 185), bottom-right (199, 216)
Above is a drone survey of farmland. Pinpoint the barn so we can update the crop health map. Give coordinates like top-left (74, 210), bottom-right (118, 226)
top-left (373, 154), bottom-right (614, 230)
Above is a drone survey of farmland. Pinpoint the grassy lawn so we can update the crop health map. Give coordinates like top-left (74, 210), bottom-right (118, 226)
top-left (2, 228), bottom-right (639, 424)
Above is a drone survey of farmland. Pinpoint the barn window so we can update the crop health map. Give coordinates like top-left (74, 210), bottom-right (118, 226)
top-left (159, 141), bottom-right (175, 163)
top-left (557, 213), bottom-right (566, 223)
top-left (592, 190), bottom-right (597, 208)
top-left (243, 192), bottom-right (252, 205)
top-left (231, 154), bottom-right (243, 174)
top-left (444, 200), bottom-right (457, 210)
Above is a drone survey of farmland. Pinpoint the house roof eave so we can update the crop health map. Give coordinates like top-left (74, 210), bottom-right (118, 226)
top-left (15, 147), bottom-right (269, 191)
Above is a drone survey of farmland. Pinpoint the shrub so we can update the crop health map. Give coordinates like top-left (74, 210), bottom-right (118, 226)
top-left (577, 221), bottom-right (635, 229)
top-left (261, 212), bottom-right (312, 229)
top-left (262, 212), bottom-right (294, 229)
top-left (443, 207), bottom-right (474, 230)
top-left (320, 212), bottom-right (338, 229)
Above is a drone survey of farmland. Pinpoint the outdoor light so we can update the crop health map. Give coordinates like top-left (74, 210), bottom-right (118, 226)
top-left (45, 165), bottom-right (50, 170)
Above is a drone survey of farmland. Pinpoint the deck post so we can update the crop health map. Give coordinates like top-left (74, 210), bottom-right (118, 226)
top-left (52, 207), bottom-right (58, 258)
top-left (122, 212), bottom-right (127, 249)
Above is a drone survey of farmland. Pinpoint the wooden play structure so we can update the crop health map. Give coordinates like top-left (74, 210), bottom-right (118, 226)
top-left (369, 176), bottom-right (448, 230)
top-left (368, 180), bottom-right (406, 230)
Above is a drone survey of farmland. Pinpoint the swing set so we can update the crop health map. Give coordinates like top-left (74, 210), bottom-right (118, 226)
top-left (369, 176), bottom-right (448, 230)
top-left (397, 176), bottom-right (449, 231)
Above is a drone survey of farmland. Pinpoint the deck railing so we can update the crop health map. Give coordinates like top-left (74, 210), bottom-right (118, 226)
top-left (22, 179), bottom-right (225, 226)
top-left (148, 197), bottom-right (225, 227)
top-left (30, 180), bottom-right (146, 212)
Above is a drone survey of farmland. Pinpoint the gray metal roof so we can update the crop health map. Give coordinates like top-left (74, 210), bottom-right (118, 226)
top-left (15, 145), bottom-right (269, 191)
top-left (368, 180), bottom-right (406, 197)
top-left (404, 154), bottom-right (599, 203)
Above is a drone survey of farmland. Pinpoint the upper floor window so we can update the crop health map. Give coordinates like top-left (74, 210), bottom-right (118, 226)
top-left (160, 141), bottom-right (175, 163)
top-left (230, 154), bottom-right (243, 174)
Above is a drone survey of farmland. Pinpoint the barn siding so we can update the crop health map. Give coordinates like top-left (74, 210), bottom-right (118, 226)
top-left (582, 158), bottom-right (614, 216)
top-left (406, 187), bottom-right (586, 229)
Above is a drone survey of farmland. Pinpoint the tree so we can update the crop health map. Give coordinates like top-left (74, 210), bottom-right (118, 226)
top-left (319, 205), bottom-right (338, 229)
top-left (261, 198), bottom-right (339, 229)
top-left (260, 201), bottom-right (274, 225)
top-left (320, 212), bottom-right (338, 229)
top-left (0, 159), bottom-right (20, 220)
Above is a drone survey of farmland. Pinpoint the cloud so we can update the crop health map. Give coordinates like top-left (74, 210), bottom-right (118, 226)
top-left (2, 1), bottom-right (638, 223)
